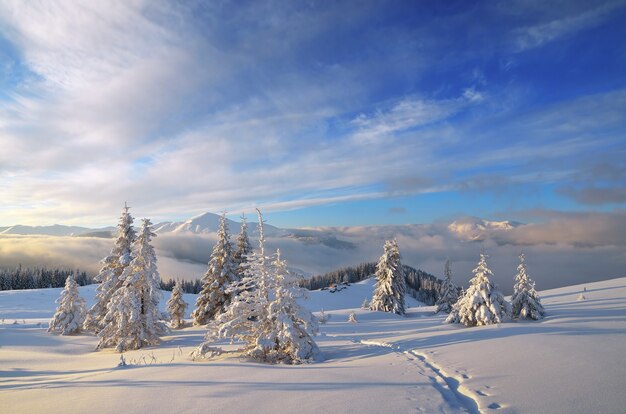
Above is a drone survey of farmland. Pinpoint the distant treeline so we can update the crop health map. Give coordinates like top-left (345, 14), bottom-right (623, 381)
top-left (0, 263), bottom-right (444, 305)
top-left (160, 278), bottom-right (203, 294)
top-left (0, 266), bottom-right (93, 291)
top-left (299, 262), bottom-right (443, 305)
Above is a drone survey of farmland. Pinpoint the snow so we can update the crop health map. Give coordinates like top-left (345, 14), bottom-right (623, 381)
top-left (2, 277), bottom-right (626, 413)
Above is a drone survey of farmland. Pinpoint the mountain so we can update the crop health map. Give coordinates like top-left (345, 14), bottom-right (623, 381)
top-left (447, 217), bottom-right (522, 241)
top-left (153, 212), bottom-right (285, 237)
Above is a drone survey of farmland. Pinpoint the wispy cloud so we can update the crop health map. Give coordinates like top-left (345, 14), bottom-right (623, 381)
top-left (511, 1), bottom-right (625, 51)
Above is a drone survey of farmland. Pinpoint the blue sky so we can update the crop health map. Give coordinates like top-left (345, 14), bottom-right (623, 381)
top-left (0, 0), bottom-right (625, 228)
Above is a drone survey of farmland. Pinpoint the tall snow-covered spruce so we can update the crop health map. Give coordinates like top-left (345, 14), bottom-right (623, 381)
top-left (84, 203), bottom-right (136, 332)
top-left (97, 218), bottom-right (168, 352)
top-left (446, 253), bottom-right (511, 327)
top-left (48, 275), bottom-right (87, 335)
top-left (192, 209), bottom-right (319, 364)
top-left (370, 239), bottom-right (406, 315)
top-left (167, 280), bottom-right (188, 329)
top-left (511, 254), bottom-right (545, 320)
top-left (233, 213), bottom-right (253, 279)
top-left (191, 213), bottom-right (238, 325)
top-left (435, 259), bottom-right (459, 314)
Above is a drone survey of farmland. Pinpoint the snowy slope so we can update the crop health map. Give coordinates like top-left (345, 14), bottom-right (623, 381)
top-left (2, 278), bottom-right (626, 413)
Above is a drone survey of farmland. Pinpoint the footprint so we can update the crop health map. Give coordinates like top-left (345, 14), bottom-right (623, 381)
top-left (476, 390), bottom-right (488, 397)
top-left (488, 402), bottom-right (501, 410)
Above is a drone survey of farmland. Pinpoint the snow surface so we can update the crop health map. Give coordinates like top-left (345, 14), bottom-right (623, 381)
top-left (1, 277), bottom-right (626, 413)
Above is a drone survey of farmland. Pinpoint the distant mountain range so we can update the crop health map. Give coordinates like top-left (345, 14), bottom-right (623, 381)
top-left (0, 224), bottom-right (116, 237)
top-left (0, 212), bottom-right (522, 246)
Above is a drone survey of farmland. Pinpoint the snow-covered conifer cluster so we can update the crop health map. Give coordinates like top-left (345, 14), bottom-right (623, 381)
top-left (167, 280), bottom-right (188, 329)
top-left (48, 275), bottom-right (86, 335)
top-left (435, 259), bottom-right (458, 314)
top-left (97, 218), bottom-right (168, 352)
top-left (192, 209), bottom-right (319, 364)
top-left (191, 213), bottom-right (238, 325)
top-left (446, 253), bottom-right (510, 326)
top-left (511, 254), bottom-right (545, 320)
top-left (370, 239), bottom-right (406, 315)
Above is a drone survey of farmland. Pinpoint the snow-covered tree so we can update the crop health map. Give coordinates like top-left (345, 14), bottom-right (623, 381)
top-left (233, 213), bottom-right (253, 279)
top-left (48, 275), bottom-right (86, 335)
top-left (361, 297), bottom-right (370, 310)
top-left (511, 254), bottom-right (545, 320)
top-left (191, 213), bottom-right (237, 326)
top-left (435, 259), bottom-right (459, 314)
top-left (348, 312), bottom-right (357, 323)
top-left (84, 203), bottom-right (136, 332)
top-left (97, 219), bottom-right (168, 352)
top-left (167, 280), bottom-right (188, 329)
top-left (370, 239), bottom-right (406, 315)
top-left (243, 249), bottom-right (320, 364)
top-left (318, 309), bottom-right (328, 324)
top-left (446, 253), bottom-right (510, 327)
top-left (192, 209), bottom-right (319, 364)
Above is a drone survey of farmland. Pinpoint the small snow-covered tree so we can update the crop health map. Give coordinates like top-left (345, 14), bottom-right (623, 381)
top-left (97, 219), bottom-right (168, 352)
top-left (435, 259), bottom-right (459, 314)
top-left (511, 254), bottom-right (544, 320)
top-left (318, 309), bottom-right (328, 324)
top-left (348, 312), bottom-right (357, 323)
top-left (192, 209), bottom-right (319, 364)
top-left (48, 275), bottom-right (86, 335)
top-left (446, 254), bottom-right (510, 327)
top-left (84, 203), bottom-right (136, 332)
top-left (361, 297), bottom-right (370, 310)
top-left (191, 213), bottom-right (238, 325)
top-left (370, 239), bottom-right (406, 315)
top-left (233, 213), bottom-right (253, 280)
top-left (167, 280), bottom-right (188, 329)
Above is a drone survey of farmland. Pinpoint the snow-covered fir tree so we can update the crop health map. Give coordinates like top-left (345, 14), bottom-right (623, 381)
top-left (192, 209), bottom-right (319, 364)
top-left (97, 218), bottom-right (168, 352)
top-left (233, 213), bottom-right (253, 279)
top-left (191, 213), bottom-right (238, 325)
top-left (48, 275), bottom-right (86, 335)
top-left (84, 203), bottom-right (136, 332)
top-left (370, 239), bottom-right (406, 315)
top-left (167, 280), bottom-right (188, 329)
top-left (435, 259), bottom-right (459, 314)
top-left (511, 254), bottom-right (545, 320)
top-left (361, 297), bottom-right (370, 310)
top-left (446, 253), bottom-right (511, 327)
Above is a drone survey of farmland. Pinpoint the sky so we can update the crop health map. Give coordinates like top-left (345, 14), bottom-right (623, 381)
top-left (1, 0), bottom-right (626, 229)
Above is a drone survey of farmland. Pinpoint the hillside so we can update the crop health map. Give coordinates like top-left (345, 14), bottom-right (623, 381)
top-left (1, 277), bottom-right (625, 413)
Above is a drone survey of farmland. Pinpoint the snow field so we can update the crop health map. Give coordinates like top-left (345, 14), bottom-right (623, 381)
top-left (1, 277), bottom-right (626, 413)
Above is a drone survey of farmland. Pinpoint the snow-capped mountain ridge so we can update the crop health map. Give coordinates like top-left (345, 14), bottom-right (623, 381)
top-left (448, 217), bottom-right (522, 241)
